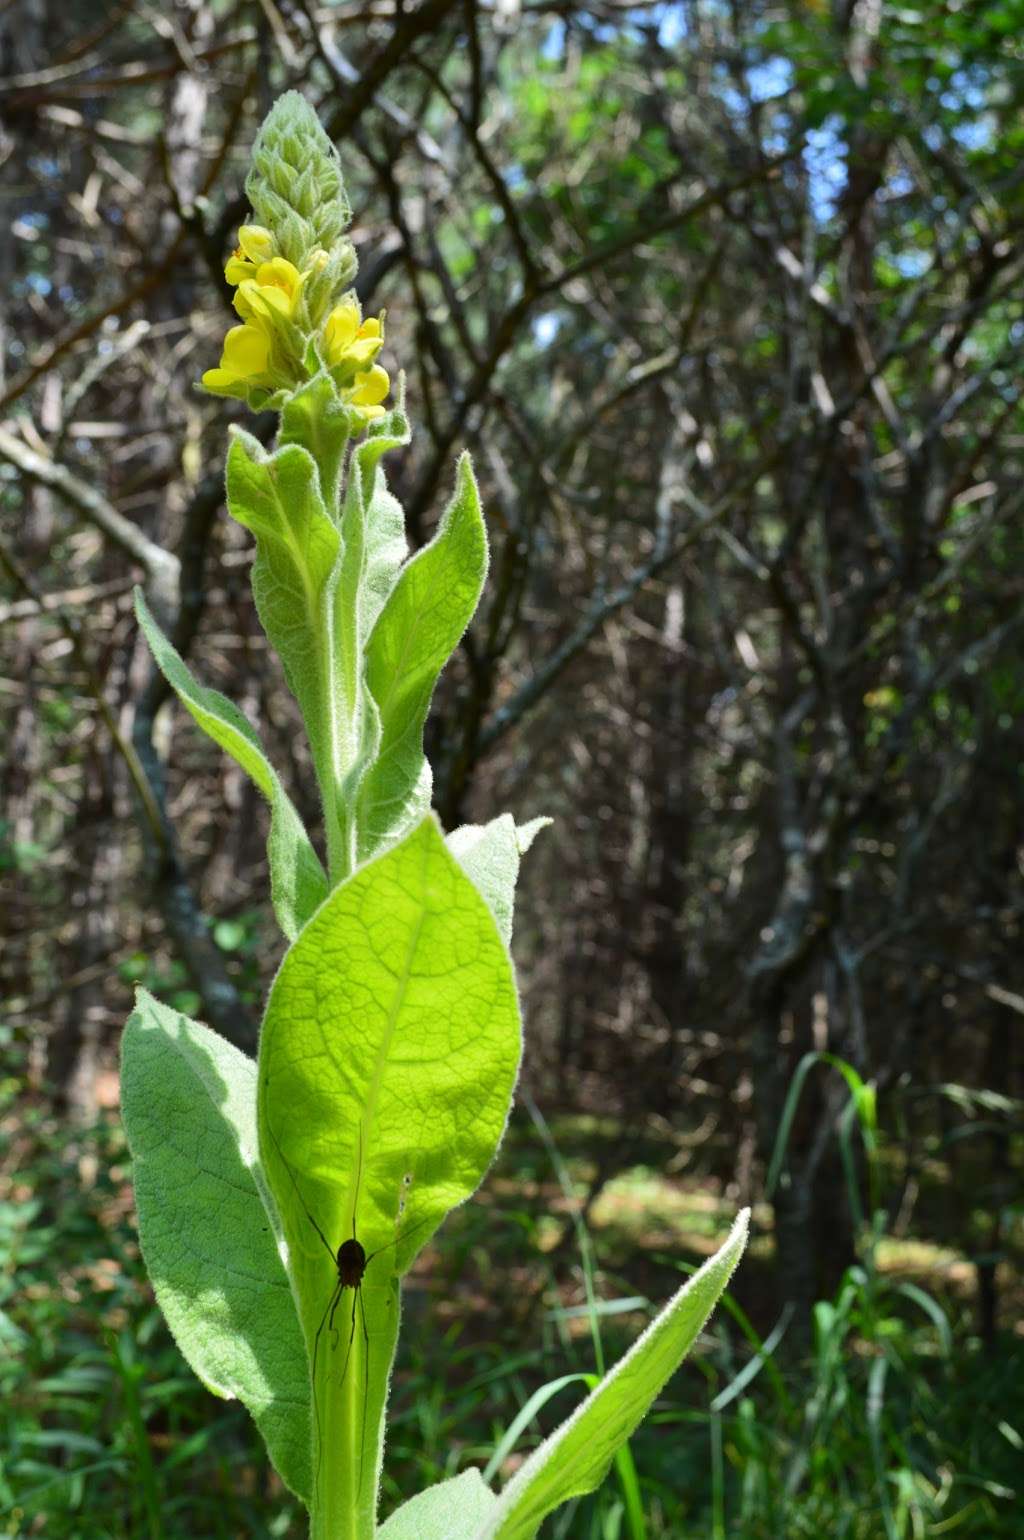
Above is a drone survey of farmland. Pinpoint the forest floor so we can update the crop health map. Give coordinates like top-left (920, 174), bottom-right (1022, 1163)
top-left (2, 1088), bottom-right (1022, 1539)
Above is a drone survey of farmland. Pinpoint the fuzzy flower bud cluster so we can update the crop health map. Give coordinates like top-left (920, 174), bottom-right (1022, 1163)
top-left (201, 92), bottom-right (389, 421)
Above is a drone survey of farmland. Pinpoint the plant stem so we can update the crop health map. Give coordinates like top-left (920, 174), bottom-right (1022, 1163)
top-left (312, 1323), bottom-right (373, 1540)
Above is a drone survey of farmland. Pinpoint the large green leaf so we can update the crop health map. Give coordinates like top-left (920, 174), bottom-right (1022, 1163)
top-left (120, 990), bottom-right (310, 1501)
top-left (378, 1471), bottom-right (498, 1540)
top-left (356, 454), bottom-right (487, 861)
top-left (475, 1210), bottom-right (750, 1540)
top-left (256, 813), bottom-right (521, 1540)
top-left (134, 588), bottom-right (326, 940)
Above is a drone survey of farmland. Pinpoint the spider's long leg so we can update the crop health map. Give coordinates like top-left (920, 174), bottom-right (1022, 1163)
top-left (356, 1284), bottom-right (371, 1496)
top-left (365, 1208), bottom-right (435, 1269)
top-left (335, 1285), bottom-right (358, 1392)
top-left (312, 1277), bottom-right (343, 1499)
top-left (264, 1115), bottom-right (335, 1264)
top-left (328, 1276), bottom-right (348, 1351)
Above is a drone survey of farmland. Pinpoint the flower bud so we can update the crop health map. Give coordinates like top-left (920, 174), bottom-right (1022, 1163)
top-left (245, 92), bottom-right (357, 287)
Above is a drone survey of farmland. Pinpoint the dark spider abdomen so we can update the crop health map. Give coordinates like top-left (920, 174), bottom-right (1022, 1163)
top-left (337, 1237), bottom-right (367, 1287)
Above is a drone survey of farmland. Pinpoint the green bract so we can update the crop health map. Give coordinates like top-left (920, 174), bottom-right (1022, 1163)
top-left (120, 91), bottom-right (747, 1540)
top-left (246, 90), bottom-right (358, 305)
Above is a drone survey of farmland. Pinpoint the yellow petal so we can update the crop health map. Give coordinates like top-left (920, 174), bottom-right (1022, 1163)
top-left (358, 317), bottom-right (382, 339)
top-left (235, 280), bottom-right (290, 321)
top-left (256, 285), bottom-right (293, 317)
top-left (346, 336), bottom-right (383, 369)
top-left (201, 368), bottom-right (240, 391)
top-left (220, 323), bottom-right (271, 377)
top-left (238, 224), bottom-right (275, 263)
top-left (350, 364), bottom-right (390, 408)
top-left (224, 253), bottom-right (257, 286)
top-left (324, 300), bottom-right (361, 363)
top-left (256, 257), bottom-right (303, 300)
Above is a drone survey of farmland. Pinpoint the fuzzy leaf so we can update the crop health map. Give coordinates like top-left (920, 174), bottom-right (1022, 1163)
top-left (257, 814), bottom-right (521, 1537)
top-left (322, 390), bottom-right (418, 872)
top-left (447, 814), bottom-right (550, 945)
top-left (352, 399), bottom-right (413, 635)
top-left (325, 408), bottom-right (410, 808)
top-left (378, 1470), bottom-right (498, 1540)
top-left (120, 990), bottom-right (310, 1501)
top-left (134, 589), bottom-right (326, 940)
top-left (475, 1210), bottom-right (750, 1540)
top-left (279, 373), bottom-right (354, 513)
top-left (514, 817), bottom-right (551, 855)
top-left (356, 454), bottom-right (487, 861)
top-left (226, 429), bottom-right (341, 801)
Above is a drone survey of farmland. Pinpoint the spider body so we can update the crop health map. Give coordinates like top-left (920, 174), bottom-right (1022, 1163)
top-left (335, 1237), bottom-right (367, 1289)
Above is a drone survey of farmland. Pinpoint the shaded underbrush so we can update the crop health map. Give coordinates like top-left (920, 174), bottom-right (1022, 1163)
top-left (1, 1095), bottom-right (1021, 1539)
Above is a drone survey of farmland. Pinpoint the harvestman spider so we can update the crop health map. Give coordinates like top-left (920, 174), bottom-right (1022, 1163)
top-left (264, 1116), bottom-right (428, 1497)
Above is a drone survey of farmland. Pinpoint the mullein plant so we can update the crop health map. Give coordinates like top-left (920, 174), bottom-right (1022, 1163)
top-left (120, 93), bottom-right (748, 1540)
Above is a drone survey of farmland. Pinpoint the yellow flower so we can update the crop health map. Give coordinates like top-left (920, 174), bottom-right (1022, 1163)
top-left (201, 323), bottom-right (273, 395)
top-left (223, 224), bottom-right (275, 286)
top-left (347, 364), bottom-right (390, 422)
top-left (234, 257), bottom-right (305, 323)
top-left (322, 298), bottom-right (389, 419)
top-left (204, 245), bottom-right (390, 411)
top-left (202, 256), bottom-right (306, 399)
top-left (324, 300), bottom-right (383, 373)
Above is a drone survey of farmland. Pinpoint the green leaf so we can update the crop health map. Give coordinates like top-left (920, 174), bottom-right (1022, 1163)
top-left (279, 373), bottom-right (354, 513)
top-left (448, 814), bottom-right (551, 945)
top-left (120, 989), bottom-right (310, 1502)
top-left (226, 429), bottom-right (348, 872)
top-left (765, 1051), bottom-right (878, 1201)
top-left (256, 814), bottom-right (521, 1539)
top-left (351, 391), bottom-right (413, 636)
top-left (356, 454), bottom-right (488, 861)
top-left (134, 589), bottom-right (327, 940)
top-left (475, 1210), bottom-right (749, 1540)
top-left (327, 400), bottom-right (414, 847)
top-left (334, 392), bottom-right (413, 707)
top-left (378, 1471), bottom-right (498, 1540)
top-left (513, 817), bottom-right (551, 855)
